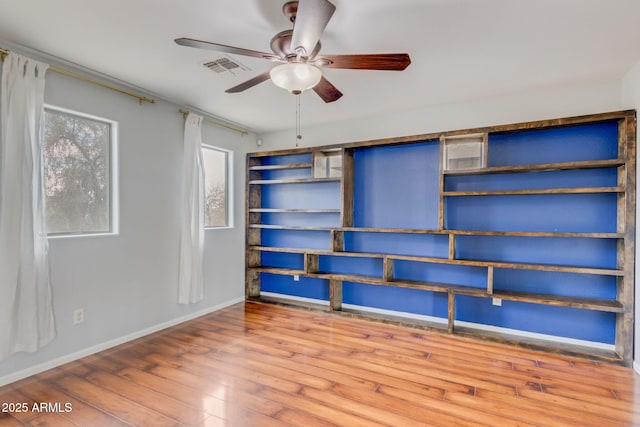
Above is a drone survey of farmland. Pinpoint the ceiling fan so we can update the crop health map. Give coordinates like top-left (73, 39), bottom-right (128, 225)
top-left (175, 0), bottom-right (411, 103)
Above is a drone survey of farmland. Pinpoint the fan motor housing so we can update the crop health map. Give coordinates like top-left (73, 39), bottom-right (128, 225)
top-left (270, 29), bottom-right (321, 60)
top-left (283, 1), bottom-right (298, 22)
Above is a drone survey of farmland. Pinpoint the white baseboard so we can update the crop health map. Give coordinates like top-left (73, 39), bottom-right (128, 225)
top-left (453, 320), bottom-right (615, 351)
top-left (0, 297), bottom-right (244, 387)
top-left (634, 361), bottom-right (640, 376)
top-left (342, 302), bottom-right (449, 325)
top-left (261, 292), bottom-right (330, 307)
top-left (259, 292), bottom-right (615, 351)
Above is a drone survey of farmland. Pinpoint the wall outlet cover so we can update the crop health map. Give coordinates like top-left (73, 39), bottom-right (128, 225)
top-left (73, 308), bottom-right (85, 324)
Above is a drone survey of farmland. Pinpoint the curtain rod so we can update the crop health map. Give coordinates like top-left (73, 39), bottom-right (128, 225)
top-left (179, 109), bottom-right (249, 136)
top-left (0, 47), bottom-right (155, 105)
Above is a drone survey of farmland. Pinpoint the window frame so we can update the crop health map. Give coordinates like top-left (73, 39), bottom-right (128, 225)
top-left (43, 105), bottom-right (119, 239)
top-left (202, 144), bottom-right (233, 230)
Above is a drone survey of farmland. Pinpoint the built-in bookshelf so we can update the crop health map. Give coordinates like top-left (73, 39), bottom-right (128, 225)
top-left (245, 110), bottom-right (636, 365)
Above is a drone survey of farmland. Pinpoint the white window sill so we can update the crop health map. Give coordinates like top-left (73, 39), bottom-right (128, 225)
top-left (48, 231), bottom-right (119, 240)
top-left (205, 226), bottom-right (234, 231)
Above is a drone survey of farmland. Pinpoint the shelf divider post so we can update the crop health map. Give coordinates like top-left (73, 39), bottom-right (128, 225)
top-left (383, 257), bottom-right (395, 282)
top-left (330, 279), bottom-right (343, 311)
top-left (305, 253), bottom-right (319, 274)
top-left (448, 291), bottom-right (455, 334)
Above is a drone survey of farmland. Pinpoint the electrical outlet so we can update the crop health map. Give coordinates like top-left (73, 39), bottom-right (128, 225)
top-left (293, 275), bottom-right (300, 281)
top-left (492, 298), bottom-right (502, 307)
top-left (73, 308), bottom-right (84, 324)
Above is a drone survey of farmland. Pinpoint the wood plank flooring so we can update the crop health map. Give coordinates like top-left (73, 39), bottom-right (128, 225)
top-left (1, 301), bottom-right (639, 426)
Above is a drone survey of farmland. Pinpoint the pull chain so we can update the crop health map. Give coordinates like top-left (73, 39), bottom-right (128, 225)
top-left (295, 93), bottom-right (301, 147)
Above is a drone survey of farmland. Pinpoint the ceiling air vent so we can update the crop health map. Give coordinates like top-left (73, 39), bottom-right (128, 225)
top-left (201, 55), bottom-right (251, 78)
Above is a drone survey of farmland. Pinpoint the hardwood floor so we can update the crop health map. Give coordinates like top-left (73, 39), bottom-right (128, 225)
top-left (1, 301), bottom-right (639, 426)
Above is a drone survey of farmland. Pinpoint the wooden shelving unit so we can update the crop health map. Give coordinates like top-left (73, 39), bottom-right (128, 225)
top-left (245, 110), bottom-right (637, 365)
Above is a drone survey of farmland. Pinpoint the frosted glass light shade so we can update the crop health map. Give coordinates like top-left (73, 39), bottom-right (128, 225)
top-left (270, 63), bottom-right (322, 94)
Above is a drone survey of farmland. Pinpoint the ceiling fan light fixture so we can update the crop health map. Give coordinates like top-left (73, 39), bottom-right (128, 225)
top-left (269, 62), bottom-right (322, 94)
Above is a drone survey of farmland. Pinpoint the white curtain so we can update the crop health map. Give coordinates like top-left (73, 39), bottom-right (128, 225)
top-left (178, 113), bottom-right (205, 304)
top-left (0, 53), bottom-right (56, 361)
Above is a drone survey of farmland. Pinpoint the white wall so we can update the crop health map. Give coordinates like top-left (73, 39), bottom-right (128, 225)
top-left (260, 79), bottom-right (623, 150)
top-left (0, 51), bottom-right (254, 385)
top-left (621, 59), bottom-right (640, 373)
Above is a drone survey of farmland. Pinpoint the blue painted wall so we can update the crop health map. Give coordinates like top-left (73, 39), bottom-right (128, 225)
top-left (343, 282), bottom-right (449, 319)
top-left (262, 182), bottom-right (341, 210)
top-left (345, 232), bottom-right (449, 257)
top-left (353, 142), bottom-right (440, 229)
top-left (261, 273), bottom-right (329, 301)
top-left (446, 193), bottom-right (618, 232)
top-left (487, 122), bottom-right (618, 165)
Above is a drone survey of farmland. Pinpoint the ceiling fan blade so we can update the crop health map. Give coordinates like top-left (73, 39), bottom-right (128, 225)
top-left (313, 76), bottom-right (343, 103)
top-left (175, 38), bottom-right (279, 61)
top-left (225, 71), bottom-right (272, 93)
top-left (290, 0), bottom-right (336, 56)
top-left (317, 53), bottom-right (411, 71)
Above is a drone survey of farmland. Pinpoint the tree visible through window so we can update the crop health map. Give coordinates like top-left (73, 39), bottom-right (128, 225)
top-left (43, 108), bottom-right (112, 235)
top-left (202, 146), bottom-right (229, 228)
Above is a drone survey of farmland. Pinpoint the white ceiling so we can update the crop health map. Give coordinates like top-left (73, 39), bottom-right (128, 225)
top-left (0, 0), bottom-right (639, 133)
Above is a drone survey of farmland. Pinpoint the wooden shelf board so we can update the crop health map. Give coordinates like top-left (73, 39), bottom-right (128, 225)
top-left (443, 159), bottom-right (625, 176)
top-left (443, 187), bottom-right (624, 197)
top-left (390, 254), bottom-right (623, 276)
top-left (492, 290), bottom-right (623, 313)
top-left (248, 224), bottom-right (336, 231)
top-left (251, 246), bottom-right (385, 259)
top-left (249, 208), bottom-right (341, 213)
top-left (249, 247), bottom-right (308, 254)
top-left (447, 230), bottom-right (623, 238)
top-left (249, 177), bottom-right (341, 185)
top-left (249, 163), bottom-right (312, 171)
top-left (248, 295), bottom-right (329, 312)
top-left (252, 267), bottom-right (306, 276)
top-left (250, 268), bottom-right (384, 286)
top-left (314, 275), bottom-right (479, 297)
top-left (312, 273), bottom-right (387, 284)
top-left (389, 279), bottom-right (484, 295)
top-left (341, 227), bottom-right (623, 239)
top-left (342, 227), bottom-right (450, 235)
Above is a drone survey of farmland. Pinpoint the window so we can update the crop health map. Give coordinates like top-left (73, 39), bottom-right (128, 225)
top-left (202, 145), bottom-right (232, 228)
top-left (43, 107), bottom-right (116, 236)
